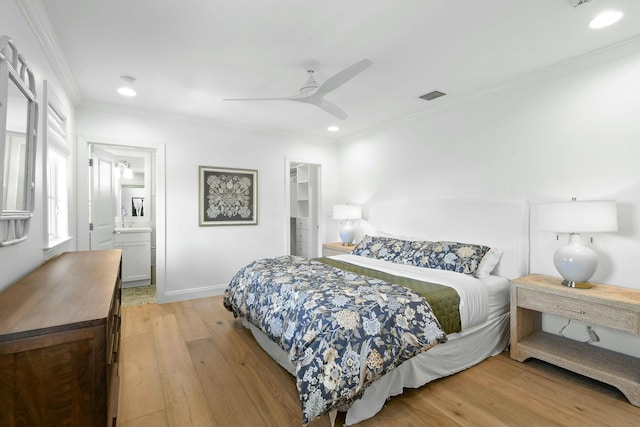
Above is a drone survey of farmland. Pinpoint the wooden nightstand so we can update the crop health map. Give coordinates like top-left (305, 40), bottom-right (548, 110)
top-left (510, 274), bottom-right (640, 407)
top-left (322, 242), bottom-right (357, 256)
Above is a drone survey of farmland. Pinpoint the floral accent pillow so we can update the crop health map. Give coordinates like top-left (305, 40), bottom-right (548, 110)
top-left (352, 236), bottom-right (492, 277)
top-left (351, 235), bottom-right (431, 264)
top-left (412, 241), bottom-right (491, 276)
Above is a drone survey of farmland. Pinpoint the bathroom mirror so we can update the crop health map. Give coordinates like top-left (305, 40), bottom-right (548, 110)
top-left (0, 36), bottom-right (38, 246)
top-left (117, 152), bottom-right (151, 224)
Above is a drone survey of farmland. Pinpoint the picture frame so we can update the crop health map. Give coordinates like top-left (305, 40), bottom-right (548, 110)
top-left (131, 197), bottom-right (145, 217)
top-left (199, 166), bottom-right (258, 226)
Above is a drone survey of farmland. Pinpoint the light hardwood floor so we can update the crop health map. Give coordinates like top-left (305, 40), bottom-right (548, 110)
top-left (118, 296), bottom-right (640, 426)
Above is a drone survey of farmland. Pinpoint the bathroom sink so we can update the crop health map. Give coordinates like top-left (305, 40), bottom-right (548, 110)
top-left (114, 227), bottom-right (152, 233)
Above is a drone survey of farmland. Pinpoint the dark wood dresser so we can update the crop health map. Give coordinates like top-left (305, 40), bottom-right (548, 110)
top-left (0, 250), bottom-right (122, 427)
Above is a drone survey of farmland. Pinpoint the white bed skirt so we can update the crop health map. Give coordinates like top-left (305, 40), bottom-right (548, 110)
top-left (242, 310), bottom-right (510, 425)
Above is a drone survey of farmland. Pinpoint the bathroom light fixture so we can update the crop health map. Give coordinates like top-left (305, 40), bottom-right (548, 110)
top-left (328, 125), bottom-right (339, 132)
top-left (538, 198), bottom-right (618, 288)
top-left (333, 204), bottom-right (362, 245)
top-left (118, 161), bottom-right (134, 179)
top-left (589, 10), bottom-right (623, 29)
top-left (117, 75), bottom-right (137, 97)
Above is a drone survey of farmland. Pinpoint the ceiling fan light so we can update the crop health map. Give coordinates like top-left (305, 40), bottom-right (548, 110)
top-left (589, 10), bottom-right (623, 29)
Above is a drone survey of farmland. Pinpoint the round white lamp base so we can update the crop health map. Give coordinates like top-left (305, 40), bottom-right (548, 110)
top-left (339, 221), bottom-right (355, 245)
top-left (553, 234), bottom-right (598, 288)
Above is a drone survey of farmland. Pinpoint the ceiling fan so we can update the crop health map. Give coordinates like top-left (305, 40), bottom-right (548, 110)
top-left (223, 58), bottom-right (372, 120)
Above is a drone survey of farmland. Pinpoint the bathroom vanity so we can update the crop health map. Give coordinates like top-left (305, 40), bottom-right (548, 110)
top-left (114, 227), bottom-right (151, 287)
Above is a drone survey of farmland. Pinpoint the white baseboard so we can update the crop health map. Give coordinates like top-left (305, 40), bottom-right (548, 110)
top-left (122, 279), bottom-right (151, 288)
top-left (158, 283), bottom-right (226, 304)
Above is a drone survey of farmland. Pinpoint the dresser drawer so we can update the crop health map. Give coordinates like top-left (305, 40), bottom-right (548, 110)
top-left (296, 230), bottom-right (310, 243)
top-left (296, 218), bottom-right (310, 229)
top-left (517, 287), bottom-right (639, 334)
top-left (296, 242), bottom-right (311, 257)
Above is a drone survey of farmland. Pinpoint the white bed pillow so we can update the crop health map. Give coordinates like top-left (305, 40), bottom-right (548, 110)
top-left (476, 247), bottom-right (503, 278)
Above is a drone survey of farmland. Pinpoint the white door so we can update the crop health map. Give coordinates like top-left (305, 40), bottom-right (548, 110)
top-left (90, 146), bottom-right (117, 250)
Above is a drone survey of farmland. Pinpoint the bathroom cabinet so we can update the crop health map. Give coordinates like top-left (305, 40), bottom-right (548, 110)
top-left (114, 228), bottom-right (151, 286)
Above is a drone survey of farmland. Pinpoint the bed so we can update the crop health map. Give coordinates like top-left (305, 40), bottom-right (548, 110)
top-left (224, 199), bottom-right (529, 425)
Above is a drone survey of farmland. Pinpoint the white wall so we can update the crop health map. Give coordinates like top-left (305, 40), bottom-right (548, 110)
top-left (75, 105), bottom-right (340, 302)
top-left (0, 2), bottom-right (76, 292)
top-left (337, 45), bottom-right (640, 357)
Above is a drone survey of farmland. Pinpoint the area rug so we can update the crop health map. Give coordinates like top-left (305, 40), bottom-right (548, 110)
top-left (122, 285), bottom-right (156, 306)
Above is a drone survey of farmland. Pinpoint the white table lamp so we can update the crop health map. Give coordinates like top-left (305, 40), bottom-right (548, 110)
top-left (333, 204), bottom-right (362, 245)
top-left (538, 199), bottom-right (618, 288)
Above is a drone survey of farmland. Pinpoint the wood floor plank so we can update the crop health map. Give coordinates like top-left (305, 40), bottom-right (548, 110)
top-left (118, 332), bottom-right (165, 423)
top-left (188, 296), bottom-right (233, 325)
top-left (118, 409), bottom-right (168, 427)
top-left (404, 382), bottom-right (512, 427)
top-left (187, 315), bottom-right (303, 426)
top-left (122, 304), bottom-right (153, 337)
top-left (172, 301), bottom-right (211, 343)
top-left (161, 367), bottom-right (215, 427)
top-left (119, 296), bottom-right (640, 427)
top-left (188, 336), bottom-right (270, 427)
top-left (205, 320), bottom-right (302, 422)
top-left (434, 363), bottom-right (559, 426)
top-left (152, 313), bottom-right (191, 375)
top-left (509, 365), bottom-right (640, 426)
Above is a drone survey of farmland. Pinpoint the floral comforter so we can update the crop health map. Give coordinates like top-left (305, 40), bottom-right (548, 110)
top-left (223, 255), bottom-right (447, 425)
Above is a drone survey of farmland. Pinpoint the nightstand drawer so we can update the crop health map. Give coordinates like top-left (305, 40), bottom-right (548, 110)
top-left (322, 243), bottom-right (356, 257)
top-left (323, 247), bottom-right (346, 256)
top-left (517, 287), bottom-right (639, 334)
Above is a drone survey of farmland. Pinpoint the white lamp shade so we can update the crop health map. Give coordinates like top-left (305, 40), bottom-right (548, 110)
top-left (333, 205), bottom-right (362, 220)
top-left (538, 200), bottom-right (617, 233)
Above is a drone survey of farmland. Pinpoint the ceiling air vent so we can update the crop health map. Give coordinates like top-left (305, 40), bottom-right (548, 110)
top-left (419, 90), bottom-right (446, 101)
top-left (569, 0), bottom-right (594, 7)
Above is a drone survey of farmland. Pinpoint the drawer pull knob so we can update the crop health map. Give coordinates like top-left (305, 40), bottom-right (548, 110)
top-left (557, 305), bottom-right (586, 314)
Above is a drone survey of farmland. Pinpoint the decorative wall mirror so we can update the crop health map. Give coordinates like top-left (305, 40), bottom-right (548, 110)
top-left (0, 36), bottom-right (38, 246)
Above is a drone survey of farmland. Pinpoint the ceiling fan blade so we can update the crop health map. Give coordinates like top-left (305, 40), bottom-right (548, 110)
top-left (318, 99), bottom-right (347, 120)
top-left (287, 95), bottom-right (347, 119)
top-left (315, 58), bottom-right (372, 96)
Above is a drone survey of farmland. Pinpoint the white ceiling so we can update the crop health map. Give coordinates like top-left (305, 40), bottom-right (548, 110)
top-left (37, 0), bottom-right (640, 138)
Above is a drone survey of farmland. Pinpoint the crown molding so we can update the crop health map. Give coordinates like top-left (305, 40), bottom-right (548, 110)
top-left (16, 0), bottom-right (82, 104)
top-left (78, 100), bottom-right (336, 144)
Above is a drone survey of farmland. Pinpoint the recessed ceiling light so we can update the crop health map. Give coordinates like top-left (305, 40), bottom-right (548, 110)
top-left (327, 125), bottom-right (339, 132)
top-left (589, 10), bottom-right (623, 29)
top-left (117, 75), bottom-right (137, 97)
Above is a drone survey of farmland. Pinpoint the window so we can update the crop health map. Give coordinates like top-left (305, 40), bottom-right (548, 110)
top-left (43, 82), bottom-right (71, 251)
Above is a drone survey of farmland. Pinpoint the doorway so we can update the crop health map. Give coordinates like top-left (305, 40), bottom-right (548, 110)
top-left (286, 160), bottom-right (321, 257)
top-left (77, 136), bottom-right (166, 302)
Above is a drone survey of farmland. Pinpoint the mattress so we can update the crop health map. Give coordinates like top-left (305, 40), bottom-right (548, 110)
top-left (241, 254), bottom-right (511, 425)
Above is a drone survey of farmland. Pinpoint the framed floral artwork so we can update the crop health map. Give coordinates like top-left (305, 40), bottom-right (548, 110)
top-left (199, 166), bottom-right (258, 226)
